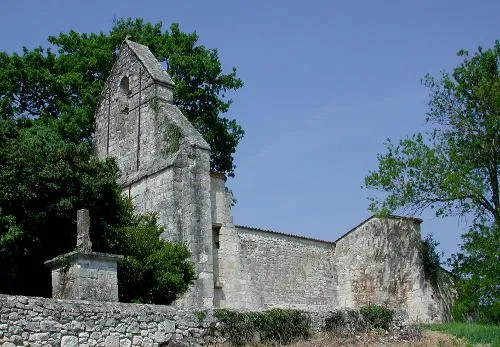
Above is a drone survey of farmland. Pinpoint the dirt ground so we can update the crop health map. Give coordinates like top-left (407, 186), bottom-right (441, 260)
top-left (212, 331), bottom-right (470, 347)
top-left (286, 331), bottom-right (469, 347)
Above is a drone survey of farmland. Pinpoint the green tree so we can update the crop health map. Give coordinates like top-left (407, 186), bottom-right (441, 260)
top-left (0, 118), bottom-right (195, 303)
top-left (0, 18), bottom-right (237, 302)
top-left (1, 18), bottom-right (244, 176)
top-left (54, 18), bottom-right (242, 176)
top-left (364, 41), bottom-right (499, 227)
top-left (449, 224), bottom-right (499, 323)
top-left (364, 41), bottom-right (499, 322)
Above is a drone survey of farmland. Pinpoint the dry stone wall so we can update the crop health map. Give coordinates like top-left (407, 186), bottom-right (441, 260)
top-left (0, 294), bottom-right (214, 347)
top-left (0, 294), bottom-right (370, 347)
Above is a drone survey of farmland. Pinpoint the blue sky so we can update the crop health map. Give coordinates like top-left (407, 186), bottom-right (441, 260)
top-left (1, 0), bottom-right (498, 260)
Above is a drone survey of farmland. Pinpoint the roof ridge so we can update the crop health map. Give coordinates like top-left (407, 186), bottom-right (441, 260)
top-left (236, 215), bottom-right (423, 246)
top-left (235, 225), bottom-right (334, 244)
top-left (124, 39), bottom-right (174, 86)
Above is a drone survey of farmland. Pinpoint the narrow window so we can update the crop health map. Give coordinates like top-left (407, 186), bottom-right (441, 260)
top-left (119, 76), bottom-right (131, 113)
top-left (213, 226), bottom-right (220, 249)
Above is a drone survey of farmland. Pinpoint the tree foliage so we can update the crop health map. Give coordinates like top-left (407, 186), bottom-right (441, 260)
top-left (0, 18), bottom-right (230, 302)
top-left (365, 41), bottom-right (499, 227)
top-left (0, 118), bottom-right (119, 296)
top-left (364, 41), bottom-right (499, 322)
top-left (0, 118), bottom-right (195, 302)
top-left (0, 17), bottom-right (243, 176)
top-left (108, 213), bottom-right (195, 304)
top-left (449, 224), bottom-right (500, 324)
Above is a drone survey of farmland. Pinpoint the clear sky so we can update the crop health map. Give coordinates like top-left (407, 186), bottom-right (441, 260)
top-left (1, 0), bottom-right (498, 261)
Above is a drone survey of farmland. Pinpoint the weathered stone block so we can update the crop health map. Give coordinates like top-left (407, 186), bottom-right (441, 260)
top-left (104, 335), bottom-right (120, 347)
top-left (61, 335), bottom-right (78, 347)
top-left (45, 252), bottom-right (123, 302)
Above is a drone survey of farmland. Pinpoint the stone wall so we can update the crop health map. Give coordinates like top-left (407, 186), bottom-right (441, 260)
top-left (0, 294), bottom-right (419, 347)
top-left (0, 294), bottom-right (379, 347)
top-left (234, 227), bottom-right (337, 311)
top-left (333, 217), bottom-right (453, 323)
top-left (93, 40), bottom-right (213, 309)
top-left (0, 294), bottom-right (214, 347)
top-left (211, 176), bottom-right (453, 322)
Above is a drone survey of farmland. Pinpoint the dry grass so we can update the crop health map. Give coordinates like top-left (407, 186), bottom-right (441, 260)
top-left (287, 331), bottom-right (467, 347)
top-left (211, 330), bottom-right (469, 347)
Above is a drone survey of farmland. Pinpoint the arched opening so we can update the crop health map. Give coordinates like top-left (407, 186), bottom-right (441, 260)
top-left (119, 76), bottom-right (131, 113)
top-left (120, 76), bottom-right (131, 96)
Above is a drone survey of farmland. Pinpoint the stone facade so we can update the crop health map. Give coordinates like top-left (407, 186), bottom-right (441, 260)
top-left (210, 175), bottom-right (454, 322)
top-left (45, 251), bottom-right (122, 302)
top-left (93, 40), bottom-right (453, 322)
top-left (333, 217), bottom-right (454, 322)
top-left (0, 294), bottom-right (213, 346)
top-left (94, 40), bottom-right (213, 309)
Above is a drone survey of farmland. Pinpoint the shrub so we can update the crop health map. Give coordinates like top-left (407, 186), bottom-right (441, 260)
top-left (324, 309), bottom-right (363, 335)
top-left (215, 308), bottom-right (310, 346)
top-left (254, 308), bottom-right (310, 344)
top-left (214, 309), bottom-right (255, 346)
top-left (325, 305), bottom-right (394, 335)
top-left (420, 234), bottom-right (443, 288)
top-left (111, 213), bottom-right (196, 304)
top-left (360, 304), bottom-right (394, 330)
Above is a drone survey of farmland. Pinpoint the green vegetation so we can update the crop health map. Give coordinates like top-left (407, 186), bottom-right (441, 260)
top-left (359, 304), bottom-right (394, 330)
top-left (214, 305), bottom-right (396, 345)
top-left (214, 308), bottom-right (310, 346)
top-left (110, 213), bottom-right (195, 304)
top-left (0, 117), bottom-right (195, 303)
top-left (324, 305), bottom-right (394, 335)
top-left (364, 41), bottom-right (499, 323)
top-left (0, 18), bottom-right (247, 303)
top-left (450, 224), bottom-right (500, 324)
top-left (164, 123), bottom-right (182, 155)
top-left (425, 323), bottom-right (500, 346)
top-left (420, 234), bottom-right (444, 288)
top-left (324, 309), bottom-right (363, 335)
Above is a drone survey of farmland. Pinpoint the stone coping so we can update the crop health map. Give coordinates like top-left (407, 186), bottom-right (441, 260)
top-left (236, 215), bottom-right (424, 246)
top-left (44, 250), bottom-right (124, 268)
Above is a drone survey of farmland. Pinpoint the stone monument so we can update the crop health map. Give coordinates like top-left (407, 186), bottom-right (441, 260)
top-left (45, 209), bottom-right (123, 302)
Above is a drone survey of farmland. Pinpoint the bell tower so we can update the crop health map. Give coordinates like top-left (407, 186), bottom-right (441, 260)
top-left (94, 39), bottom-right (214, 309)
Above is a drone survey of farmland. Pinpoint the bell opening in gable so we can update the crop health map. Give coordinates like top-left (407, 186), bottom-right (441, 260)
top-left (119, 76), bottom-right (131, 114)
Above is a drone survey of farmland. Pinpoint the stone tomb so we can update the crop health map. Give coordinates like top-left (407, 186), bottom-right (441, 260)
top-left (45, 209), bottom-right (123, 302)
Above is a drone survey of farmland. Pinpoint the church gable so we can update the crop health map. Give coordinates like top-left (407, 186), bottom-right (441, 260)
top-left (125, 40), bottom-right (174, 86)
top-left (94, 39), bottom-right (209, 185)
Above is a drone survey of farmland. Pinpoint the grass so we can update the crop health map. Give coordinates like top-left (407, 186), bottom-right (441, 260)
top-left (424, 323), bottom-right (500, 346)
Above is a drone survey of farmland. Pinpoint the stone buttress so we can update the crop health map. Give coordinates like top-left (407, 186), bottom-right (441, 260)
top-left (94, 40), bottom-right (213, 309)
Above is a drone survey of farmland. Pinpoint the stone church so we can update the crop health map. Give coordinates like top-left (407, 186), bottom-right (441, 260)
top-left (93, 40), bottom-right (453, 322)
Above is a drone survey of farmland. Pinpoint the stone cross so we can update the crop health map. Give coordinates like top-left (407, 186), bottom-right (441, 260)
top-left (76, 209), bottom-right (92, 252)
